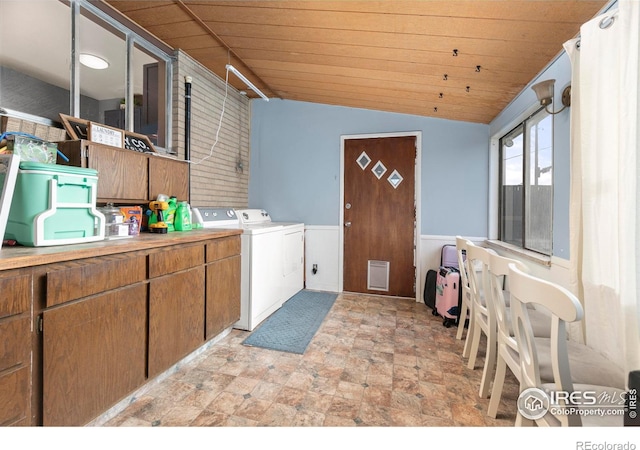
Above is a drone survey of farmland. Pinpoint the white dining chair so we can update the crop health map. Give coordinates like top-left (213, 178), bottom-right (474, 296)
top-left (508, 263), bottom-right (626, 426)
top-left (464, 243), bottom-right (498, 397)
top-left (455, 236), bottom-right (471, 342)
top-left (486, 252), bottom-right (553, 416)
top-left (466, 243), bottom-right (554, 400)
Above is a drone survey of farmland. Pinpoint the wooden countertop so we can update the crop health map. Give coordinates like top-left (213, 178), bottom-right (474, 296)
top-left (0, 228), bottom-right (242, 271)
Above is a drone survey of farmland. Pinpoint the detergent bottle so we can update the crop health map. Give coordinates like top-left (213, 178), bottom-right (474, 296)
top-left (174, 201), bottom-right (192, 231)
top-left (165, 196), bottom-right (178, 232)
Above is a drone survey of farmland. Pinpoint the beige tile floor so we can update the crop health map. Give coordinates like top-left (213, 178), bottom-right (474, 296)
top-left (99, 292), bottom-right (519, 427)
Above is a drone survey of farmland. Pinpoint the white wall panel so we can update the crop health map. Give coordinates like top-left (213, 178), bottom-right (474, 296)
top-left (304, 226), bottom-right (340, 293)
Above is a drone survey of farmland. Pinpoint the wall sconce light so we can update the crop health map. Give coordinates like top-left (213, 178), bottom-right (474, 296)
top-left (531, 79), bottom-right (571, 114)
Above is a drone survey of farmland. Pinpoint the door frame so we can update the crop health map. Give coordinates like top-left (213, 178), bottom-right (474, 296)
top-left (339, 131), bottom-right (422, 302)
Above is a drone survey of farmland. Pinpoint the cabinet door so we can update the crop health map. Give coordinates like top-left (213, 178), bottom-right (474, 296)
top-left (42, 284), bottom-right (147, 426)
top-left (0, 271), bottom-right (32, 426)
top-left (149, 156), bottom-right (189, 202)
top-left (206, 255), bottom-right (241, 339)
top-left (87, 144), bottom-right (148, 203)
top-left (148, 266), bottom-right (205, 377)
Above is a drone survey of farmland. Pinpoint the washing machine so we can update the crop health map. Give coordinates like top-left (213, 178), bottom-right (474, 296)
top-left (234, 209), bottom-right (305, 331)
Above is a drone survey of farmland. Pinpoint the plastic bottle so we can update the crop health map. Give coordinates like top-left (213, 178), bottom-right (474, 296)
top-left (165, 197), bottom-right (178, 232)
top-left (174, 201), bottom-right (192, 231)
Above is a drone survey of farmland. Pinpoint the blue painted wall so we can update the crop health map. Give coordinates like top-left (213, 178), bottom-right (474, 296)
top-left (250, 100), bottom-right (490, 236)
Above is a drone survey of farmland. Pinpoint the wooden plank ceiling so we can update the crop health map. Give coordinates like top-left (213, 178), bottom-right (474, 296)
top-left (104, 0), bottom-right (608, 124)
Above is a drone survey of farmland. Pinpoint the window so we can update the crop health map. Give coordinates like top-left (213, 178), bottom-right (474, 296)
top-left (499, 107), bottom-right (553, 255)
top-left (0, 0), bottom-right (171, 150)
top-left (0, 0), bottom-right (72, 118)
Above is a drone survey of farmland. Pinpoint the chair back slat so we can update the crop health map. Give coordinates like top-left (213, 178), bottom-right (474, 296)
top-left (466, 243), bottom-right (495, 314)
top-left (488, 253), bottom-right (526, 344)
top-left (508, 262), bottom-right (584, 426)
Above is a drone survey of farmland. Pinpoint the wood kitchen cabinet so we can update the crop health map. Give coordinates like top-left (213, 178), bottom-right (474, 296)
top-left (41, 255), bottom-right (147, 426)
top-left (0, 229), bottom-right (241, 426)
top-left (148, 244), bottom-right (205, 377)
top-left (205, 237), bottom-right (241, 339)
top-left (148, 154), bottom-right (189, 202)
top-left (0, 270), bottom-right (32, 426)
top-left (57, 140), bottom-right (189, 203)
top-left (42, 285), bottom-right (147, 426)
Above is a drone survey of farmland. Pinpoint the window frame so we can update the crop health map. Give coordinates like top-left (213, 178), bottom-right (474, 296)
top-left (75, 0), bottom-right (173, 151)
top-left (0, 0), bottom-right (173, 151)
top-left (498, 106), bottom-right (554, 256)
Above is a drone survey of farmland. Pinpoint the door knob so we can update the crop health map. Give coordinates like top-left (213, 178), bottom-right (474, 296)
top-left (345, 221), bottom-right (352, 227)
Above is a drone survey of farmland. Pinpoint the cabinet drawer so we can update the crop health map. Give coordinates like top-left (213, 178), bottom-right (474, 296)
top-left (0, 273), bottom-right (30, 319)
top-left (149, 244), bottom-right (204, 278)
top-left (206, 236), bottom-right (241, 262)
top-left (0, 316), bottom-right (30, 373)
top-left (0, 365), bottom-right (30, 426)
top-left (47, 254), bottom-right (146, 307)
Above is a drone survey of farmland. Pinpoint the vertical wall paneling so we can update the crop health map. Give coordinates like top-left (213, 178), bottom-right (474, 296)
top-left (304, 226), bottom-right (341, 292)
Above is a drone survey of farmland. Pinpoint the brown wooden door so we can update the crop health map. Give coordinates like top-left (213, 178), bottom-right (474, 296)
top-left (344, 136), bottom-right (416, 297)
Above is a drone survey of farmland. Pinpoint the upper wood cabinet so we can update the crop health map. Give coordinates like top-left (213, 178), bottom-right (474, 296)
top-left (148, 155), bottom-right (189, 204)
top-left (57, 140), bottom-right (189, 204)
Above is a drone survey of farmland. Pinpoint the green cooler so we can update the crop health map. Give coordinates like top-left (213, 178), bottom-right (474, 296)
top-left (4, 162), bottom-right (106, 246)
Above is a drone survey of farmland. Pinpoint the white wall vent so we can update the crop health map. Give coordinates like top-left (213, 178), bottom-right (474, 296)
top-left (367, 260), bottom-right (390, 291)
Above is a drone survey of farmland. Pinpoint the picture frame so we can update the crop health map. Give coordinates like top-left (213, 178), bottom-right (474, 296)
top-left (88, 122), bottom-right (124, 149)
top-left (60, 113), bottom-right (156, 153)
top-left (59, 113), bottom-right (89, 140)
top-left (0, 154), bottom-right (20, 250)
top-left (123, 130), bottom-right (156, 153)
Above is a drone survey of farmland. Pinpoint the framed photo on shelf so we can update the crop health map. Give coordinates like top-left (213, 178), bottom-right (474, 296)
top-left (124, 130), bottom-right (156, 153)
top-left (60, 113), bottom-right (156, 153)
top-left (88, 122), bottom-right (124, 149)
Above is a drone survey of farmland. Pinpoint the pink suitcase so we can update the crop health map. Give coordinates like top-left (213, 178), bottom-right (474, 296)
top-left (435, 266), bottom-right (461, 328)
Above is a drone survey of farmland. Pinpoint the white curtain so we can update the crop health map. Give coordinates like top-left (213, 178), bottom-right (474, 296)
top-left (565, 0), bottom-right (640, 379)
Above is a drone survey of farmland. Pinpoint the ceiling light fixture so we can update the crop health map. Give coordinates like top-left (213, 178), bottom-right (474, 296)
top-left (79, 53), bottom-right (109, 70)
top-left (226, 64), bottom-right (269, 101)
top-left (531, 78), bottom-right (571, 114)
